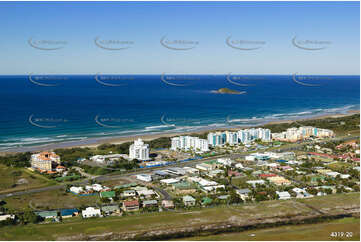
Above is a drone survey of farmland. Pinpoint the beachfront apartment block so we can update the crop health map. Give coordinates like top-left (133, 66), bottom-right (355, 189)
top-left (238, 128), bottom-right (271, 143)
top-left (208, 128), bottom-right (271, 147)
top-left (272, 126), bottom-right (334, 142)
top-left (170, 136), bottom-right (209, 152)
top-left (129, 138), bottom-right (150, 161)
top-left (30, 151), bottom-right (61, 171)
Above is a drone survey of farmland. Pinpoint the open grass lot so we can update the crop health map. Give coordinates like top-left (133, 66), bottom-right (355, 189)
top-left (178, 217), bottom-right (360, 241)
top-left (298, 192), bottom-right (359, 214)
top-left (327, 162), bottom-right (354, 170)
top-left (3, 189), bottom-right (99, 211)
top-left (0, 192), bottom-right (358, 240)
top-left (0, 165), bottom-right (55, 194)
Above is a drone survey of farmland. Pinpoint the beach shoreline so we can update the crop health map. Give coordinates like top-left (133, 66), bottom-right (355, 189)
top-left (0, 110), bottom-right (359, 155)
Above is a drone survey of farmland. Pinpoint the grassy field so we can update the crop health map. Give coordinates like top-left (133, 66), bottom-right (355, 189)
top-left (3, 189), bottom-right (99, 211)
top-left (0, 192), bottom-right (358, 240)
top-left (0, 165), bottom-right (55, 194)
top-left (178, 217), bottom-right (360, 241)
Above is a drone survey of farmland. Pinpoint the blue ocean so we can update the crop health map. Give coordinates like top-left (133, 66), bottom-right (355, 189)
top-left (0, 74), bottom-right (359, 151)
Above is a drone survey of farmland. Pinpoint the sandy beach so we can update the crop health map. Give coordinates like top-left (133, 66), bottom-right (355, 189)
top-left (0, 110), bottom-right (359, 155)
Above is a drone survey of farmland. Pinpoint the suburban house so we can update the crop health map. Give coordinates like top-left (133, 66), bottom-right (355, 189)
top-left (122, 200), bottom-right (139, 212)
top-left (182, 195), bottom-right (196, 206)
top-left (142, 200), bottom-right (158, 208)
top-left (246, 180), bottom-right (265, 187)
top-left (292, 188), bottom-right (313, 198)
top-left (0, 214), bottom-right (15, 221)
top-left (101, 205), bottom-right (121, 216)
top-left (70, 186), bottom-right (84, 194)
top-left (55, 165), bottom-right (66, 173)
top-left (276, 191), bottom-right (291, 200)
top-left (36, 210), bottom-right (58, 220)
top-left (201, 197), bottom-right (213, 206)
top-left (236, 188), bottom-right (251, 201)
top-left (267, 176), bottom-right (292, 186)
top-left (100, 191), bottom-right (116, 200)
top-left (122, 190), bottom-right (136, 197)
top-left (60, 208), bottom-right (79, 218)
top-left (82, 207), bottom-right (102, 218)
top-left (136, 189), bottom-right (156, 198)
top-left (135, 174), bottom-right (152, 182)
top-left (161, 200), bottom-right (174, 209)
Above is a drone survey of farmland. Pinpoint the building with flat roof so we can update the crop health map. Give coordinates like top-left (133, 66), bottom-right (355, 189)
top-left (129, 139), bottom-right (150, 161)
top-left (171, 136), bottom-right (209, 152)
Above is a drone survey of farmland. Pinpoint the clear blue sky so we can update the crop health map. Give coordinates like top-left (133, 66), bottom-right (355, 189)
top-left (0, 1), bottom-right (359, 75)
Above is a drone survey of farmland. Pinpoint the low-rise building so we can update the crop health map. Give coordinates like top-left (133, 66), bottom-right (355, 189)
top-left (142, 200), bottom-right (158, 208)
top-left (135, 174), bottom-right (152, 182)
top-left (267, 176), bottom-right (291, 186)
top-left (82, 207), bottom-right (101, 218)
top-left (236, 188), bottom-right (251, 201)
top-left (246, 180), bottom-right (265, 187)
top-left (161, 200), bottom-right (174, 209)
top-left (122, 200), bottom-right (139, 212)
top-left (70, 186), bottom-right (84, 194)
top-left (0, 214), bottom-right (15, 221)
top-left (136, 189), bottom-right (156, 198)
top-left (101, 205), bottom-right (121, 216)
top-left (36, 210), bottom-right (58, 219)
top-left (276, 191), bottom-right (291, 200)
top-left (100, 191), bottom-right (116, 200)
top-left (60, 208), bottom-right (79, 218)
top-left (123, 190), bottom-right (136, 197)
top-left (183, 195), bottom-right (196, 206)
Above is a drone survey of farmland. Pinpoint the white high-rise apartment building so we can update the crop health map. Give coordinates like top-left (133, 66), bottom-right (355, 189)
top-left (272, 126), bottom-right (334, 142)
top-left (171, 136), bottom-right (209, 152)
top-left (129, 138), bottom-right (150, 160)
top-left (237, 128), bottom-right (271, 144)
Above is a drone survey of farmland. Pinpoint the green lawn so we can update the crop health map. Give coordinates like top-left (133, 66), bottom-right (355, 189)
top-left (178, 217), bottom-right (360, 241)
top-left (0, 192), bottom-right (358, 240)
top-left (3, 189), bottom-right (99, 211)
top-left (0, 165), bottom-right (55, 194)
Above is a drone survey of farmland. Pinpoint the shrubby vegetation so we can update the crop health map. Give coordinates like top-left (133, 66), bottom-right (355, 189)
top-left (261, 114), bottom-right (360, 134)
top-left (0, 152), bottom-right (31, 167)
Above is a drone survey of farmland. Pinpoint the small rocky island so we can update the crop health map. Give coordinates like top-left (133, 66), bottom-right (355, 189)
top-left (212, 88), bottom-right (245, 94)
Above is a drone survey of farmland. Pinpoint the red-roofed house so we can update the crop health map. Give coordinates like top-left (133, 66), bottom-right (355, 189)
top-left (259, 173), bottom-right (277, 178)
top-left (122, 200), bottom-right (139, 212)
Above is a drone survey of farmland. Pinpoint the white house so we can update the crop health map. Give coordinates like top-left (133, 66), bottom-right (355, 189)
top-left (236, 188), bottom-right (251, 201)
top-left (137, 189), bottom-right (156, 198)
top-left (129, 139), bottom-right (150, 161)
top-left (217, 158), bottom-right (233, 167)
top-left (292, 188), bottom-right (313, 198)
top-left (340, 174), bottom-right (351, 179)
top-left (136, 174), bottom-right (152, 182)
top-left (235, 163), bottom-right (244, 169)
top-left (91, 184), bottom-right (104, 192)
top-left (0, 214), bottom-right (15, 221)
top-left (160, 178), bottom-right (180, 185)
top-left (246, 180), bottom-right (265, 187)
top-left (183, 166), bottom-right (200, 174)
top-left (245, 155), bottom-right (256, 161)
top-left (276, 191), bottom-right (291, 200)
top-left (326, 171), bottom-right (340, 178)
top-left (123, 190), bottom-right (136, 197)
top-left (82, 207), bottom-right (101, 218)
top-left (70, 186), bottom-right (84, 194)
